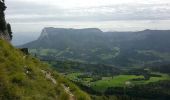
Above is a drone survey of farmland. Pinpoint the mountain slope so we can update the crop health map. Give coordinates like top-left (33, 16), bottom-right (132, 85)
top-left (21, 27), bottom-right (170, 67)
top-left (0, 39), bottom-right (91, 100)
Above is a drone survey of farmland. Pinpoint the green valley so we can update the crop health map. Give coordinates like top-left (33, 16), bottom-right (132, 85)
top-left (2, 0), bottom-right (170, 99)
top-left (20, 27), bottom-right (170, 100)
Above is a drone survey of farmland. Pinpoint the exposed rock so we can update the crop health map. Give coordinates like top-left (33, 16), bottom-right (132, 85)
top-left (0, 0), bottom-right (12, 41)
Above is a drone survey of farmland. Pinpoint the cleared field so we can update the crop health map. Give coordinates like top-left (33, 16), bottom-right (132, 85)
top-left (67, 73), bottom-right (82, 79)
top-left (91, 75), bottom-right (143, 91)
top-left (133, 73), bottom-right (170, 84)
top-left (66, 72), bottom-right (170, 92)
top-left (91, 74), bottom-right (170, 92)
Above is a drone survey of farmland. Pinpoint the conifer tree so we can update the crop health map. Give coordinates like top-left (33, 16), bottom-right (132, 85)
top-left (7, 23), bottom-right (12, 39)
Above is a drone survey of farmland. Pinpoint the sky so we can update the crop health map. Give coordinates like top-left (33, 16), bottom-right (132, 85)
top-left (5, 0), bottom-right (170, 34)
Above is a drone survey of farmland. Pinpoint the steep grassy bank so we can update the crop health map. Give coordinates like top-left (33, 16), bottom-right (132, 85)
top-left (0, 39), bottom-right (90, 100)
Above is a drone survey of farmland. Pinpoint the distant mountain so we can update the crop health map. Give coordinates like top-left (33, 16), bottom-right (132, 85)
top-left (21, 27), bottom-right (170, 67)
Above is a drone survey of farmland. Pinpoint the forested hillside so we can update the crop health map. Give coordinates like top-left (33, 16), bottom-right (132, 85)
top-left (21, 27), bottom-right (170, 67)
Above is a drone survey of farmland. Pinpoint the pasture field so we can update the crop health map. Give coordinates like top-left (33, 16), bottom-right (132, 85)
top-left (91, 74), bottom-right (170, 91)
top-left (66, 73), bottom-right (170, 92)
top-left (91, 75), bottom-right (143, 91)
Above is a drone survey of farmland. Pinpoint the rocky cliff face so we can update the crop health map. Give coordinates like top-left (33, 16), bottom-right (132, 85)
top-left (0, 1), bottom-right (12, 41)
top-left (39, 27), bottom-right (103, 39)
top-left (0, 30), bottom-right (11, 41)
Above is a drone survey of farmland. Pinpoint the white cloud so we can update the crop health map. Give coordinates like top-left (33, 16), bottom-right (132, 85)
top-left (10, 0), bottom-right (170, 8)
top-left (5, 0), bottom-right (170, 33)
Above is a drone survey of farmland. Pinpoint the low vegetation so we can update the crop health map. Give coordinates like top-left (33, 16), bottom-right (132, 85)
top-left (0, 39), bottom-right (91, 100)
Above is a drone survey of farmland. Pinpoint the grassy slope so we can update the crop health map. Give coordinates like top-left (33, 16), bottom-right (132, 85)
top-left (0, 39), bottom-right (90, 100)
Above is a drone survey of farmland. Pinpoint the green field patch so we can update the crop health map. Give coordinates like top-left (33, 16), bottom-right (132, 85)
top-left (133, 73), bottom-right (170, 84)
top-left (91, 75), bottom-right (143, 92)
top-left (91, 74), bottom-right (170, 92)
top-left (29, 49), bottom-right (58, 56)
top-left (67, 73), bottom-right (82, 80)
top-left (83, 78), bottom-right (93, 82)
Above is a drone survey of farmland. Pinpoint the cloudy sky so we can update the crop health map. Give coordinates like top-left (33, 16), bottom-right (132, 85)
top-left (5, 0), bottom-right (170, 34)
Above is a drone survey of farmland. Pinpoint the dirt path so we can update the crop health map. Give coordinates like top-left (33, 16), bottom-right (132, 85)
top-left (62, 84), bottom-right (75, 100)
top-left (41, 70), bottom-right (75, 100)
top-left (41, 70), bottom-right (57, 84)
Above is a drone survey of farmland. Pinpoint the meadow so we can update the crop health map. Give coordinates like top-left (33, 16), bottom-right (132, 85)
top-left (66, 73), bottom-right (170, 92)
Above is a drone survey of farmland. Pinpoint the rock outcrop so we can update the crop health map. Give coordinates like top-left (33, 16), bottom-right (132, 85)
top-left (0, 0), bottom-right (12, 41)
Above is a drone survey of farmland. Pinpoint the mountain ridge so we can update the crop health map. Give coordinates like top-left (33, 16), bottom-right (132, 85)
top-left (21, 27), bottom-right (170, 67)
